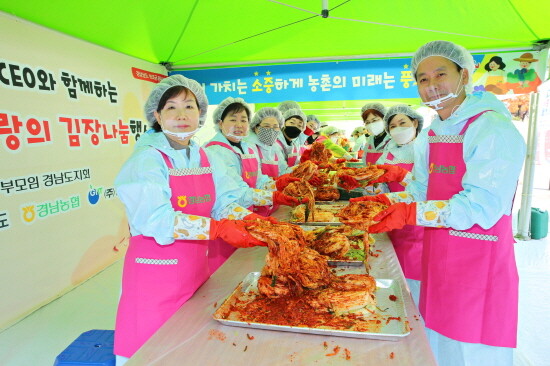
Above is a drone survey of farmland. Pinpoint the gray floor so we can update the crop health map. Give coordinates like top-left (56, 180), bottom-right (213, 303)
top-left (0, 194), bottom-right (549, 366)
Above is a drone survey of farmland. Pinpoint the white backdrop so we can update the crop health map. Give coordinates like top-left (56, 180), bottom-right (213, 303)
top-left (0, 13), bottom-right (166, 330)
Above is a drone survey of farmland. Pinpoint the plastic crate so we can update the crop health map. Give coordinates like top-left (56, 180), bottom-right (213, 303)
top-left (54, 330), bottom-right (115, 366)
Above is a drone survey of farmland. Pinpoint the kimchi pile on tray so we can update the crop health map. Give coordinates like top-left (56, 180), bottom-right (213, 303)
top-left (335, 201), bottom-right (388, 231)
top-left (214, 220), bottom-right (385, 332)
top-left (308, 225), bottom-right (373, 261)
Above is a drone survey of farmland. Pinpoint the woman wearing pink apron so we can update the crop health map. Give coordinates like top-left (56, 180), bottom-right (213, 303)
top-left (245, 107), bottom-right (289, 216)
top-left (360, 102), bottom-right (391, 165)
top-left (205, 98), bottom-right (299, 274)
top-left (276, 107), bottom-right (308, 167)
top-left (114, 76), bottom-right (266, 364)
top-left (352, 104), bottom-right (425, 303)
top-left (361, 41), bottom-right (526, 365)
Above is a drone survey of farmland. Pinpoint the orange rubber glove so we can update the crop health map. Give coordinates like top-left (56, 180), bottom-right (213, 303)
top-left (368, 202), bottom-right (417, 233)
top-left (244, 213), bottom-right (278, 224)
top-left (349, 194), bottom-right (392, 205)
top-left (369, 164), bottom-right (410, 184)
top-left (308, 174), bottom-right (324, 187)
top-left (338, 174), bottom-right (361, 190)
top-left (275, 174), bottom-right (301, 191)
top-left (209, 219), bottom-right (266, 248)
top-left (272, 191), bottom-right (308, 207)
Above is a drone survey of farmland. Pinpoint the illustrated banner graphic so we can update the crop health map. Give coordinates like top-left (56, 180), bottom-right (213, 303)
top-left (172, 55), bottom-right (486, 104)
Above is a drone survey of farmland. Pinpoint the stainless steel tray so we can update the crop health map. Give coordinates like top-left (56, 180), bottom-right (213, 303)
top-left (301, 225), bottom-right (366, 267)
top-left (213, 272), bottom-right (410, 341)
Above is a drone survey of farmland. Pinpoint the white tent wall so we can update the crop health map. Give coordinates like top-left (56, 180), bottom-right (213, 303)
top-left (0, 13), bottom-right (166, 330)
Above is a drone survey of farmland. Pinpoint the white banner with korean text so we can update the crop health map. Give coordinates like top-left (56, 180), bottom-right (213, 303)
top-left (0, 12), bottom-right (166, 329)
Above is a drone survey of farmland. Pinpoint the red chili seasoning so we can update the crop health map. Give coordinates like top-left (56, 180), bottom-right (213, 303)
top-left (323, 341), bottom-right (328, 349)
top-left (247, 333), bottom-right (254, 340)
top-left (385, 316), bottom-right (402, 325)
top-left (344, 348), bottom-right (351, 360)
top-left (326, 346), bottom-right (341, 356)
top-left (389, 295), bottom-right (397, 302)
top-left (213, 302), bottom-right (218, 308)
top-left (389, 352), bottom-right (395, 359)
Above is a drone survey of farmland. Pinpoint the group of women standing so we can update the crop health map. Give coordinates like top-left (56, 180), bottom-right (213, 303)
top-left (113, 39), bottom-right (525, 366)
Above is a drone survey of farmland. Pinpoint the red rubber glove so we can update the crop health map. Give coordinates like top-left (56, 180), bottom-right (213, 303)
top-left (335, 158), bottom-right (347, 164)
top-left (273, 191), bottom-right (309, 207)
top-left (369, 164), bottom-right (410, 184)
top-left (349, 158), bottom-right (360, 162)
top-left (338, 174), bottom-right (360, 190)
top-left (368, 202), bottom-right (417, 233)
top-left (209, 219), bottom-right (266, 248)
top-left (349, 194), bottom-right (392, 205)
top-left (308, 174), bottom-right (324, 187)
top-left (244, 213), bottom-right (278, 224)
top-left (275, 174), bottom-right (301, 191)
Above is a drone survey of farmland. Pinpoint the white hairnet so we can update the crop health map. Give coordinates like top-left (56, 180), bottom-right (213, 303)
top-left (277, 100), bottom-right (301, 113)
top-left (360, 102), bottom-right (387, 117)
top-left (144, 74), bottom-right (208, 127)
top-left (383, 104), bottom-right (424, 134)
top-left (250, 107), bottom-right (283, 130)
top-left (212, 97), bottom-right (252, 131)
top-left (320, 125), bottom-right (339, 137)
top-left (283, 108), bottom-right (307, 127)
top-left (410, 40), bottom-right (475, 92)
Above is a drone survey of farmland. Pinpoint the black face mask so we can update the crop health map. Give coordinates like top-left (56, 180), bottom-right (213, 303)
top-left (283, 125), bottom-right (301, 139)
top-left (307, 133), bottom-right (319, 144)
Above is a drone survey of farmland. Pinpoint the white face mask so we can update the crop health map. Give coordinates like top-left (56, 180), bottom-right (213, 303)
top-left (390, 126), bottom-right (416, 145)
top-left (162, 119), bottom-right (200, 141)
top-left (366, 120), bottom-right (385, 136)
top-left (223, 125), bottom-right (249, 141)
top-left (163, 128), bottom-right (200, 140)
top-left (422, 70), bottom-right (465, 110)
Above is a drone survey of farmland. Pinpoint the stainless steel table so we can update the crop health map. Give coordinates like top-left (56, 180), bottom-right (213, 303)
top-left (127, 205), bottom-right (436, 365)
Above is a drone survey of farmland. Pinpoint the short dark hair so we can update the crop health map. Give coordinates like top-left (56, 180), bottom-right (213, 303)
top-left (220, 102), bottom-right (250, 121)
top-left (152, 86), bottom-right (199, 132)
top-left (484, 56), bottom-right (506, 72)
top-left (362, 109), bottom-right (384, 121)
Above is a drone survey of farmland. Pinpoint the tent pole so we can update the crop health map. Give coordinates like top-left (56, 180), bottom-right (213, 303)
top-left (516, 92), bottom-right (540, 240)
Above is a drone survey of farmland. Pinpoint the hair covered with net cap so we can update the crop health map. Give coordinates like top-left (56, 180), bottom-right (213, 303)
top-left (283, 108), bottom-right (307, 127)
top-left (212, 97), bottom-right (252, 131)
top-left (361, 102), bottom-right (387, 116)
top-left (320, 125), bottom-right (339, 137)
top-left (384, 104), bottom-right (424, 134)
top-left (277, 100), bottom-right (301, 113)
top-left (411, 40), bottom-right (475, 91)
top-left (250, 107), bottom-right (283, 130)
top-left (144, 74), bottom-right (208, 127)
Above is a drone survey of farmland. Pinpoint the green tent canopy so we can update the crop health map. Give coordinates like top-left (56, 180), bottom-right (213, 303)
top-left (1, 0), bottom-right (548, 68)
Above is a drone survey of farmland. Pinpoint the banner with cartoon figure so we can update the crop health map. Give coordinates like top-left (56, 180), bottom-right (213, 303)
top-left (473, 51), bottom-right (546, 95)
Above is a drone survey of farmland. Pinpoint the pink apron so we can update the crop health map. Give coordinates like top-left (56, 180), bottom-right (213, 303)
top-left (254, 147), bottom-right (279, 216)
top-left (205, 141), bottom-right (260, 273)
top-left (419, 111), bottom-right (518, 347)
top-left (205, 141), bottom-right (259, 188)
top-left (287, 143), bottom-right (301, 167)
top-left (363, 137), bottom-right (389, 165)
top-left (382, 152), bottom-right (424, 281)
top-left (114, 148), bottom-right (215, 358)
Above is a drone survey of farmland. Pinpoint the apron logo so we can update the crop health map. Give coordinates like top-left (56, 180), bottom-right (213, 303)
top-left (429, 164), bottom-right (456, 175)
top-left (245, 171), bottom-right (258, 179)
top-left (178, 194), bottom-right (212, 208)
top-left (177, 196), bottom-right (188, 208)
